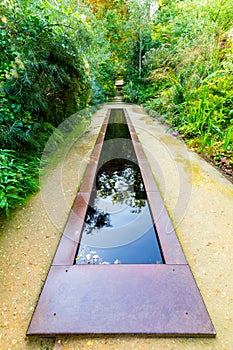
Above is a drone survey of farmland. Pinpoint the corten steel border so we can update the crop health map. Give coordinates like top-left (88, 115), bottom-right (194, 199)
top-left (27, 108), bottom-right (216, 337)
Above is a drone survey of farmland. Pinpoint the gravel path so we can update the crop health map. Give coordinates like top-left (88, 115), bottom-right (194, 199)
top-left (0, 104), bottom-right (233, 350)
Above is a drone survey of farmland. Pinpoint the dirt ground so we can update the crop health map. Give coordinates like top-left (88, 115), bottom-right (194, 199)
top-left (0, 104), bottom-right (233, 350)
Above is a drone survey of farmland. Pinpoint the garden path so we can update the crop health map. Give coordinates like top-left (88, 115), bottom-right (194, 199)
top-left (0, 103), bottom-right (233, 350)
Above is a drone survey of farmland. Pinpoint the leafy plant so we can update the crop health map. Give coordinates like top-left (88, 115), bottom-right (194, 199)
top-left (122, 0), bottom-right (233, 175)
top-left (0, 150), bottom-right (40, 217)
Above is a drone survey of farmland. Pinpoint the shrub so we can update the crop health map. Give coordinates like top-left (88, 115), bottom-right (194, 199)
top-left (0, 150), bottom-right (40, 217)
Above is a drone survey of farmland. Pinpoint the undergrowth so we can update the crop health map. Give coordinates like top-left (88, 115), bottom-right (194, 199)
top-left (0, 150), bottom-right (40, 218)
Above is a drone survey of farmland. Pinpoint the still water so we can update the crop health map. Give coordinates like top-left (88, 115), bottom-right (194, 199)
top-left (75, 109), bottom-right (163, 264)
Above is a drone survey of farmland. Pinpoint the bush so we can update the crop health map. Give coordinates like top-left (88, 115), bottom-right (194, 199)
top-left (0, 150), bottom-right (40, 217)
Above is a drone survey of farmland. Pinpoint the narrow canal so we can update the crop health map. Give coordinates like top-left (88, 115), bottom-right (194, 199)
top-left (75, 109), bottom-right (164, 264)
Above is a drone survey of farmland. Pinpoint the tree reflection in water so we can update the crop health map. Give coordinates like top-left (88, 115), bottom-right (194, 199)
top-left (83, 158), bottom-right (146, 235)
top-left (84, 205), bottom-right (111, 234)
top-left (96, 158), bottom-right (146, 214)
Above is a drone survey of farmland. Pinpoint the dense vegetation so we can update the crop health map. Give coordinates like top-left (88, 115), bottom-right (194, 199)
top-left (1, 0), bottom-right (233, 217)
top-left (122, 0), bottom-right (233, 178)
top-left (0, 0), bottom-right (119, 216)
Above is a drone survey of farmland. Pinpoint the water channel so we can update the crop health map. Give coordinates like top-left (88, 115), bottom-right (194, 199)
top-left (74, 109), bottom-right (164, 265)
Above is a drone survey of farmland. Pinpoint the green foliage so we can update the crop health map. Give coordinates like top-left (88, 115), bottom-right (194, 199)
top-left (1, 0), bottom-right (91, 125)
top-left (0, 150), bottom-right (39, 217)
top-left (90, 60), bottom-right (117, 104)
top-left (0, 0), bottom-right (122, 217)
top-left (123, 0), bottom-right (233, 173)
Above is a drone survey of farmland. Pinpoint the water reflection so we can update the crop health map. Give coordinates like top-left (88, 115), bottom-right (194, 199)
top-left (75, 109), bottom-right (163, 264)
top-left (84, 205), bottom-right (111, 234)
top-left (97, 159), bottom-right (146, 214)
